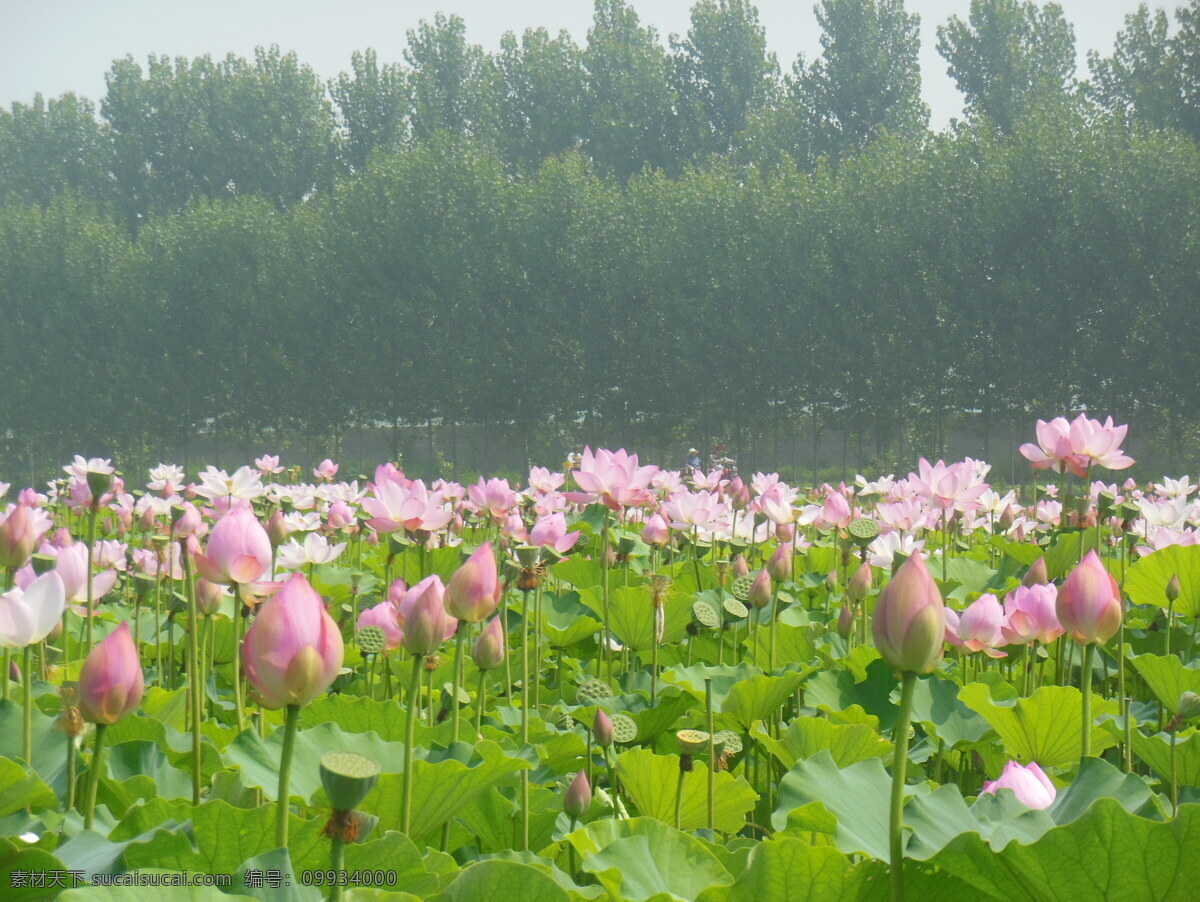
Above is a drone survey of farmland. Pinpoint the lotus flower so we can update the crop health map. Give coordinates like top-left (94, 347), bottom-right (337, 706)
top-left (529, 513), bottom-right (581, 554)
top-left (569, 447), bottom-right (658, 511)
top-left (563, 770), bottom-right (591, 818)
top-left (77, 622), bottom-right (144, 724)
top-left (242, 572), bottom-right (344, 709)
top-left (401, 575), bottom-right (456, 655)
top-left (953, 594), bottom-right (1007, 658)
top-left (360, 479), bottom-right (452, 533)
top-left (1002, 584), bottom-right (1062, 644)
top-left (356, 600), bottom-right (403, 650)
top-left (472, 616), bottom-right (505, 670)
top-left (980, 760), bottom-right (1056, 809)
top-left (1057, 550), bottom-right (1122, 645)
top-left (446, 543), bottom-right (500, 623)
top-left (0, 572), bottom-right (66, 648)
top-left (641, 513), bottom-right (670, 546)
top-left (193, 507), bottom-right (272, 586)
top-left (872, 552), bottom-right (945, 674)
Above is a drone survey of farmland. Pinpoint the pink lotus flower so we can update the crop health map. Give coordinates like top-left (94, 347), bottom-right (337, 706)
top-left (1057, 550), bottom-right (1122, 645)
top-left (472, 616), bottom-right (505, 670)
top-left (0, 503), bottom-right (51, 570)
top-left (53, 543), bottom-right (119, 615)
top-left (255, 454), bottom-right (284, 475)
top-left (195, 578), bottom-right (227, 616)
top-left (569, 447), bottom-right (658, 511)
top-left (356, 600), bottom-right (403, 650)
top-left (77, 622), bottom-right (144, 724)
top-left (360, 479), bottom-right (453, 533)
top-left (821, 492), bottom-right (852, 529)
top-left (872, 552), bottom-right (945, 674)
top-left (193, 507), bottom-right (272, 586)
top-left (0, 572), bottom-right (66, 648)
top-left (980, 760), bottom-right (1056, 809)
top-left (908, 459), bottom-right (989, 513)
top-left (325, 500), bottom-right (354, 530)
top-left (446, 543), bottom-right (500, 623)
top-left (242, 572), bottom-right (344, 709)
top-left (952, 594), bottom-right (1007, 658)
top-left (401, 575), bottom-right (456, 655)
top-left (527, 467), bottom-right (564, 494)
top-left (1020, 415), bottom-right (1134, 477)
top-left (641, 513), bottom-right (670, 546)
top-left (661, 490), bottom-right (722, 531)
top-left (1002, 584), bottom-right (1062, 645)
top-left (467, 477), bottom-right (517, 524)
top-left (529, 513), bottom-right (581, 554)
top-left (313, 459), bottom-right (339, 482)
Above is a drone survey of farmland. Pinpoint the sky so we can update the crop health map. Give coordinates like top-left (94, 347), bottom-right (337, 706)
top-left (0, 0), bottom-right (1152, 129)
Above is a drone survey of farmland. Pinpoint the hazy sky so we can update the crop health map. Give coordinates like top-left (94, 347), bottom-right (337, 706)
top-left (0, 0), bottom-right (1153, 128)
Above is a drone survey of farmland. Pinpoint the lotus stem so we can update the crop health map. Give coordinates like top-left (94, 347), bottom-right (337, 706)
top-left (22, 645), bottom-right (33, 762)
top-left (475, 669), bottom-right (486, 736)
top-left (451, 625), bottom-right (465, 743)
top-left (706, 678), bottom-right (715, 832)
top-left (84, 507), bottom-right (97, 655)
top-left (1081, 643), bottom-right (1095, 763)
top-left (275, 704), bottom-right (300, 847)
top-left (84, 723), bottom-right (107, 831)
top-left (182, 547), bottom-right (202, 805)
top-left (402, 654), bottom-right (423, 834)
top-left (889, 672), bottom-right (916, 902)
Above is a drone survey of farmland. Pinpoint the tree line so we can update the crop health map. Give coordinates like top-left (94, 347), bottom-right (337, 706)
top-left (2, 0), bottom-right (1200, 481)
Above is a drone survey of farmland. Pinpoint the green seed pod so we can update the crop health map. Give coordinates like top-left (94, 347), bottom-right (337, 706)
top-left (320, 751), bottom-right (380, 812)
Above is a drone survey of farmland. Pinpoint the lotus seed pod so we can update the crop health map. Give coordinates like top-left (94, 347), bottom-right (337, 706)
top-left (320, 751), bottom-right (380, 812)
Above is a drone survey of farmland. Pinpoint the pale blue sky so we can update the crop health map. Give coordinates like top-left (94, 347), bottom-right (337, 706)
top-left (0, 0), bottom-right (1154, 128)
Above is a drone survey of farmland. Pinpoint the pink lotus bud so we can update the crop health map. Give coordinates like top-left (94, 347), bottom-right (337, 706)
top-left (401, 576), bottom-right (455, 655)
top-left (1167, 574), bottom-right (1181, 603)
top-left (775, 522), bottom-right (795, 543)
top-left (18, 488), bottom-right (41, 507)
top-left (170, 502), bottom-right (202, 539)
top-left (194, 578), bottom-right (226, 616)
top-left (446, 543), bottom-right (500, 623)
top-left (388, 578), bottom-right (407, 605)
top-left (266, 509), bottom-right (291, 547)
top-left (847, 563), bottom-right (872, 603)
top-left (48, 527), bottom-right (73, 549)
top-left (326, 500), bottom-right (353, 530)
top-left (748, 569), bottom-right (773, 609)
top-left (0, 504), bottom-right (38, 570)
top-left (872, 553), bottom-right (946, 674)
top-left (356, 600), bottom-right (403, 650)
top-left (1023, 557), bottom-right (1049, 587)
top-left (1056, 550), bottom-right (1122, 645)
top-left (766, 544), bottom-right (792, 582)
top-left (837, 603), bottom-right (855, 638)
top-left (641, 513), bottom-right (670, 546)
top-left (825, 571), bottom-right (839, 593)
top-left (242, 572), bottom-right (344, 709)
top-left (726, 477), bottom-right (750, 510)
top-left (593, 709), bottom-right (614, 747)
top-left (822, 492), bottom-right (852, 529)
top-left (998, 505), bottom-right (1015, 530)
top-left (193, 507), bottom-right (271, 586)
top-left (732, 554), bottom-right (749, 577)
top-left (78, 622), bottom-right (144, 724)
top-left (472, 616), bottom-right (505, 670)
top-left (563, 770), bottom-right (591, 818)
top-left (980, 760), bottom-right (1056, 809)
top-left (1002, 584), bottom-right (1062, 645)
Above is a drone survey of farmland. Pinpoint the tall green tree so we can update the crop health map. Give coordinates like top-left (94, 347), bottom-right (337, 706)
top-left (671, 0), bottom-right (779, 156)
top-left (1087, 4), bottom-right (1180, 132)
top-left (404, 13), bottom-right (496, 142)
top-left (0, 93), bottom-right (112, 209)
top-left (797, 0), bottom-right (929, 159)
top-left (330, 49), bottom-right (410, 171)
top-left (937, 0), bottom-right (1077, 135)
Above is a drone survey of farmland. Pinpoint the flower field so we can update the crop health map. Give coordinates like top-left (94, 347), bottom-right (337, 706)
top-left (3, 415), bottom-right (1200, 901)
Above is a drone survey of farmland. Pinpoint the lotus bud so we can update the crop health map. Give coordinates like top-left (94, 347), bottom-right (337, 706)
top-left (266, 509), bottom-right (291, 547)
top-left (872, 552), bottom-right (946, 674)
top-left (727, 477), bottom-right (750, 510)
top-left (593, 709), bottom-right (613, 748)
top-left (446, 543), bottom-right (500, 623)
top-left (847, 562), bottom-right (872, 603)
top-left (0, 504), bottom-right (38, 570)
top-left (766, 544), bottom-right (792, 582)
top-left (837, 603), bottom-right (855, 638)
top-left (401, 577), bottom-right (454, 656)
top-left (748, 569), bottom-right (773, 609)
top-left (641, 513), bottom-right (670, 546)
top-left (77, 622), bottom-right (144, 724)
top-left (980, 760), bottom-right (1056, 810)
top-left (471, 616), bottom-right (505, 671)
top-left (775, 522), bottom-right (795, 543)
top-left (193, 507), bottom-right (271, 586)
top-left (563, 770), bottom-right (591, 819)
top-left (1178, 691), bottom-right (1200, 721)
top-left (1023, 557), bottom-right (1049, 587)
top-left (998, 505), bottom-right (1015, 530)
top-left (326, 500), bottom-right (353, 530)
top-left (388, 578), bottom-right (407, 605)
top-left (1166, 574), bottom-right (1181, 604)
top-left (1056, 550), bottom-right (1122, 645)
top-left (195, 578), bottom-right (226, 616)
top-left (732, 554), bottom-right (749, 577)
top-left (241, 572), bottom-right (344, 709)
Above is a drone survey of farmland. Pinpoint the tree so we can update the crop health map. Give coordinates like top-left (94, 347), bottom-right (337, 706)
top-left (330, 49), bottom-right (410, 171)
top-left (404, 13), bottom-right (496, 142)
top-left (937, 0), bottom-right (1077, 134)
top-left (492, 28), bottom-right (587, 169)
top-left (583, 0), bottom-right (680, 177)
top-left (0, 93), bottom-right (112, 209)
top-left (797, 0), bottom-right (929, 159)
top-left (671, 0), bottom-right (779, 156)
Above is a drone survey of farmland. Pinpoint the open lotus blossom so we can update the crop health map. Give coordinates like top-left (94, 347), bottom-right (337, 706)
top-left (528, 513), bottom-right (581, 554)
top-left (276, 532), bottom-right (347, 571)
top-left (950, 594), bottom-right (1007, 658)
top-left (1153, 476), bottom-right (1197, 498)
top-left (313, 459), bottom-right (339, 481)
top-left (360, 478), bottom-right (453, 533)
top-left (1067, 414), bottom-right (1135, 472)
top-left (908, 458), bottom-right (989, 513)
top-left (0, 572), bottom-right (66, 648)
top-left (255, 454), bottom-right (284, 475)
top-left (980, 761), bottom-right (1056, 810)
top-left (467, 477), bottom-right (517, 523)
top-left (1001, 584), bottom-right (1063, 645)
top-left (51, 543), bottom-right (120, 615)
top-left (527, 466), bottom-right (565, 494)
top-left (569, 447), bottom-right (658, 511)
top-left (661, 490), bottom-right (722, 531)
top-left (194, 466), bottom-right (266, 502)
